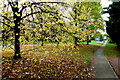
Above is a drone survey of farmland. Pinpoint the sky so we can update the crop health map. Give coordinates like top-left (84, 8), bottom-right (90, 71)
top-left (101, 0), bottom-right (112, 8)
top-left (100, 0), bottom-right (112, 21)
top-left (100, 0), bottom-right (113, 34)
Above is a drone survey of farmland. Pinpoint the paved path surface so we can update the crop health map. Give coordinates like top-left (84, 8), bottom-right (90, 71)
top-left (93, 42), bottom-right (119, 80)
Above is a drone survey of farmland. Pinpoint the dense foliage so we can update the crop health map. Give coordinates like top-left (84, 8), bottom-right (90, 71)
top-left (105, 2), bottom-right (120, 47)
top-left (0, 1), bottom-right (104, 58)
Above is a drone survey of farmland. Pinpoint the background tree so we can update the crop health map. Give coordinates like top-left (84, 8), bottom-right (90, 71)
top-left (105, 2), bottom-right (120, 47)
top-left (70, 2), bottom-right (104, 45)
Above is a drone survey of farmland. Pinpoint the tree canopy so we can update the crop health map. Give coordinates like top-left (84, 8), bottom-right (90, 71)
top-left (0, 1), bottom-right (105, 58)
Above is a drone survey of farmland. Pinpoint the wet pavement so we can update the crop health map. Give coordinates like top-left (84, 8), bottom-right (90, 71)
top-left (93, 42), bottom-right (119, 80)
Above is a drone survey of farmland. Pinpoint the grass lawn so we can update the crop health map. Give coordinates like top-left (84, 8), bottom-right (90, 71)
top-left (103, 43), bottom-right (120, 57)
top-left (2, 43), bottom-right (100, 79)
top-left (81, 41), bottom-right (104, 46)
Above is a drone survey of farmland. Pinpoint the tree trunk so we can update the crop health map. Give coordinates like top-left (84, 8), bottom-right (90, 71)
top-left (74, 37), bottom-right (78, 48)
top-left (12, 2), bottom-right (21, 59)
top-left (74, 37), bottom-right (78, 46)
top-left (87, 36), bottom-right (89, 45)
top-left (41, 39), bottom-right (44, 46)
top-left (87, 41), bottom-right (89, 45)
top-left (57, 41), bottom-right (59, 47)
top-left (2, 34), bottom-right (4, 47)
top-left (13, 28), bottom-right (21, 59)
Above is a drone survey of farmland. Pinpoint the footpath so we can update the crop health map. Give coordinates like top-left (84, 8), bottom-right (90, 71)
top-left (93, 42), bottom-right (119, 80)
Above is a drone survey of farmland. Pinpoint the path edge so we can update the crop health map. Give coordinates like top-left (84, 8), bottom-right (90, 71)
top-left (105, 56), bottom-right (119, 80)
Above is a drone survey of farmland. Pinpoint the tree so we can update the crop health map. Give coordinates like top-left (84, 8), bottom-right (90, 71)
top-left (105, 2), bottom-right (120, 47)
top-left (1, 1), bottom-right (105, 59)
top-left (82, 2), bottom-right (104, 45)
top-left (70, 2), bottom-right (104, 45)
top-left (69, 2), bottom-right (87, 46)
top-left (1, 1), bottom-right (59, 59)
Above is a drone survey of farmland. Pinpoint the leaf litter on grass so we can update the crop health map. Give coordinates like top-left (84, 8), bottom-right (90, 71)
top-left (2, 44), bottom-right (99, 79)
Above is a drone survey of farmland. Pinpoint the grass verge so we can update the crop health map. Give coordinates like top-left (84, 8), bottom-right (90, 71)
top-left (103, 43), bottom-right (120, 57)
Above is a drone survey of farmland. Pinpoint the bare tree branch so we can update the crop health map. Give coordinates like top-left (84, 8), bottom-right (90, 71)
top-left (21, 11), bottom-right (41, 20)
top-left (0, 21), bottom-right (11, 27)
top-left (8, 1), bottom-right (14, 11)
top-left (20, 5), bottom-right (28, 15)
top-left (1, 15), bottom-right (12, 22)
top-left (21, 9), bottom-right (58, 20)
